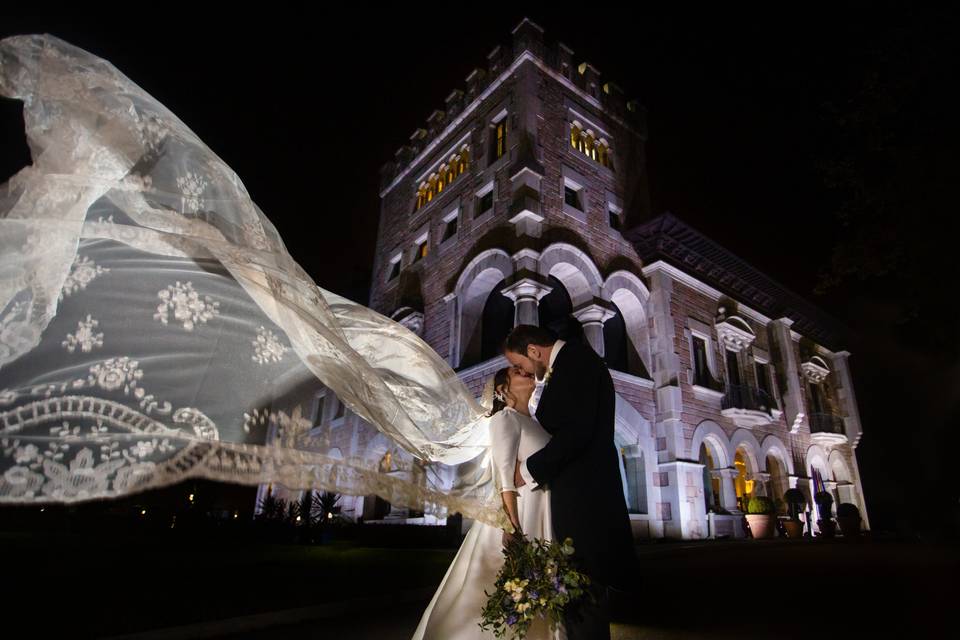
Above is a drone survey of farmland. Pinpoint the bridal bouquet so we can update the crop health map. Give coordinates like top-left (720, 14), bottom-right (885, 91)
top-left (480, 535), bottom-right (593, 638)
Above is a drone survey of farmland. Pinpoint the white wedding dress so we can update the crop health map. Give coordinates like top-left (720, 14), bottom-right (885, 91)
top-left (412, 406), bottom-right (565, 640)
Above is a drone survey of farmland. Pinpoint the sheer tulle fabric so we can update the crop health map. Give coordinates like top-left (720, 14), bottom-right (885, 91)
top-left (0, 35), bottom-right (507, 529)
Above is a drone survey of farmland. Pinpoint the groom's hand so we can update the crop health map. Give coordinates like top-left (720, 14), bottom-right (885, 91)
top-left (514, 460), bottom-right (526, 488)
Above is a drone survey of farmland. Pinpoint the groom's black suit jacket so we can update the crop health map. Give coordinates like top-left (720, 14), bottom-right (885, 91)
top-left (527, 340), bottom-right (637, 589)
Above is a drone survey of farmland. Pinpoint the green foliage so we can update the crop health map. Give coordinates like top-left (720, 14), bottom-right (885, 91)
top-left (480, 536), bottom-right (593, 638)
top-left (747, 496), bottom-right (775, 515)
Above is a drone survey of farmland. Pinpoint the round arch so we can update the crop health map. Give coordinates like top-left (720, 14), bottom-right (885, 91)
top-left (538, 243), bottom-right (603, 307)
top-left (453, 249), bottom-right (514, 368)
top-left (690, 420), bottom-right (732, 469)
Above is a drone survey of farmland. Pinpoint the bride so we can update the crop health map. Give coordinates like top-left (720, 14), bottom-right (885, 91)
top-left (413, 365), bottom-right (565, 640)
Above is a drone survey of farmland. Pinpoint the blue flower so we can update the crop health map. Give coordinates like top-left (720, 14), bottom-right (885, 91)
top-left (529, 590), bottom-right (539, 600)
top-left (506, 614), bottom-right (518, 626)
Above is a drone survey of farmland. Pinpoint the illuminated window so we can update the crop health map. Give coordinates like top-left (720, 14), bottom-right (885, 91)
top-left (569, 122), bottom-right (614, 171)
top-left (489, 113), bottom-right (508, 164)
top-left (414, 147), bottom-right (471, 212)
top-left (413, 232), bottom-right (428, 263)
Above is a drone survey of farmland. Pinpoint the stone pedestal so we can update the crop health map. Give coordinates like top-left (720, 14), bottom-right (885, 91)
top-left (712, 468), bottom-right (741, 513)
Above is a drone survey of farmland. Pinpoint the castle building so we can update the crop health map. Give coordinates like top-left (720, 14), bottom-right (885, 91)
top-left (261, 18), bottom-right (869, 538)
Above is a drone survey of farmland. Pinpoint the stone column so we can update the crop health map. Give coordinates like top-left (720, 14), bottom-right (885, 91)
top-left (712, 468), bottom-right (741, 513)
top-left (752, 471), bottom-right (771, 497)
top-left (500, 278), bottom-right (552, 327)
top-left (771, 317), bottom-right (806, 433)
top-left (572, 302), bottom-right (615, 357)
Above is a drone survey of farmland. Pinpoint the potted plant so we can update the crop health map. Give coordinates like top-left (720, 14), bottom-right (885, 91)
top-left (836, 502), bottom-right (861, 538)
top-left (783, 488), bottom-right (806, 539)
top-left (745, 496), bottom-right (776, 539)
top-left (814, 491), bottom-right (835, 538)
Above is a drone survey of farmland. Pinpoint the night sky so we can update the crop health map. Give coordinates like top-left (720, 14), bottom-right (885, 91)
top-left (2, 5), bottom-right (957, 534)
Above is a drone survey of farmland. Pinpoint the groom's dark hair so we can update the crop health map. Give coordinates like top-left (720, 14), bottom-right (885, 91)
top-left (504, 324), bottom-right (558, 355)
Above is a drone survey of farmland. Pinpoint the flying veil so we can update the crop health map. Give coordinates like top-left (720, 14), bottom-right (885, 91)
top-left (0, 34), bottom-right (508, 529)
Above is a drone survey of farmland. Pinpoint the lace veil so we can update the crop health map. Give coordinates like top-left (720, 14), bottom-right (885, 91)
top-left (0, 35), bottom-right (508, 529)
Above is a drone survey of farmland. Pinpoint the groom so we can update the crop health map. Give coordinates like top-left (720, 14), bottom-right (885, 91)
top-left (504, 324), bottom-right (636, 640)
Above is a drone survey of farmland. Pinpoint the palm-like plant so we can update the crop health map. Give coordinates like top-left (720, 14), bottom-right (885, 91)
top-left (311, 491), bottom-right (342, 526)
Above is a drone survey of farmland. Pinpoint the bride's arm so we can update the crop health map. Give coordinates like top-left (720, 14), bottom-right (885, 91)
top-left (500, 490), bottom-right (521, 538)
top-left (490, 412), bottom-right (523, 542)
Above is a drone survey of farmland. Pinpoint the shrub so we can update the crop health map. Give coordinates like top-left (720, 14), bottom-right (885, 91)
top-left (747, 496), bottom-right (775, 515)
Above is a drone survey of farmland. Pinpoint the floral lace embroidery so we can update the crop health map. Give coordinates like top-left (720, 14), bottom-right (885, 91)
top-left (176, 172), bottom-right (207, 213)
top-left (252, 326), bottom-right (289, 364)
top-left (60, 255), bottom-right (109, 299)
top-left (62, 315), bottom-right (104, 353)
top-left (153, 281), bottom-right (220, 331)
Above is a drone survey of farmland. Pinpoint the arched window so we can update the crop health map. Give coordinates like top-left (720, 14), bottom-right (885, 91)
top-left (700, 444), bottom-right (721, 513)
top-left (734, 449), bottom-right (755, 511)
top-left (414, 146), bottom-right (472, 211)
top-left (766, 454), bottom-right (788, 511)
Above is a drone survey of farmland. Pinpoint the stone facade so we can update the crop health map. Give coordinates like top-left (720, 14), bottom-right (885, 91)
top-left (261, 18), bottom-right (869, 539)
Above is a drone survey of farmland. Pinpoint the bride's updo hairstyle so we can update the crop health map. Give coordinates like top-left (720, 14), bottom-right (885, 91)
top-left (484, 367), bottom-right (511, 417)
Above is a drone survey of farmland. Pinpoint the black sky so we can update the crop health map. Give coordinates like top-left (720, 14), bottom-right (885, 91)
top-left (2, 5), bottom-right (957, 533)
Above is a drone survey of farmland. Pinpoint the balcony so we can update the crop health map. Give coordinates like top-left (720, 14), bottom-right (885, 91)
top-left (721, 384), bottom-right (774, 428)
top-left (809, 412), bottom-right (848, 446)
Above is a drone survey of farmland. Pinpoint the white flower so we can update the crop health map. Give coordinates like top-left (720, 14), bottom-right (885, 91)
top-left (60, 255), bottom-right (109, 299)
top-left (41, 448), bottom-right (125, 499)
top-left (89, 357), bottom-right (143, 394)
top-left (130, 441), bottom-right (155, 458)
top-left (251, 326), bottom-right (289, 365)
top-left (0, 466), bottom-right (45, 498)
top-left (62, 315), bottom-right (104, 353)
top-left (153, 281), bottom-right (219, 331)
top-left (13, 444), bottom-right (39, 464)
